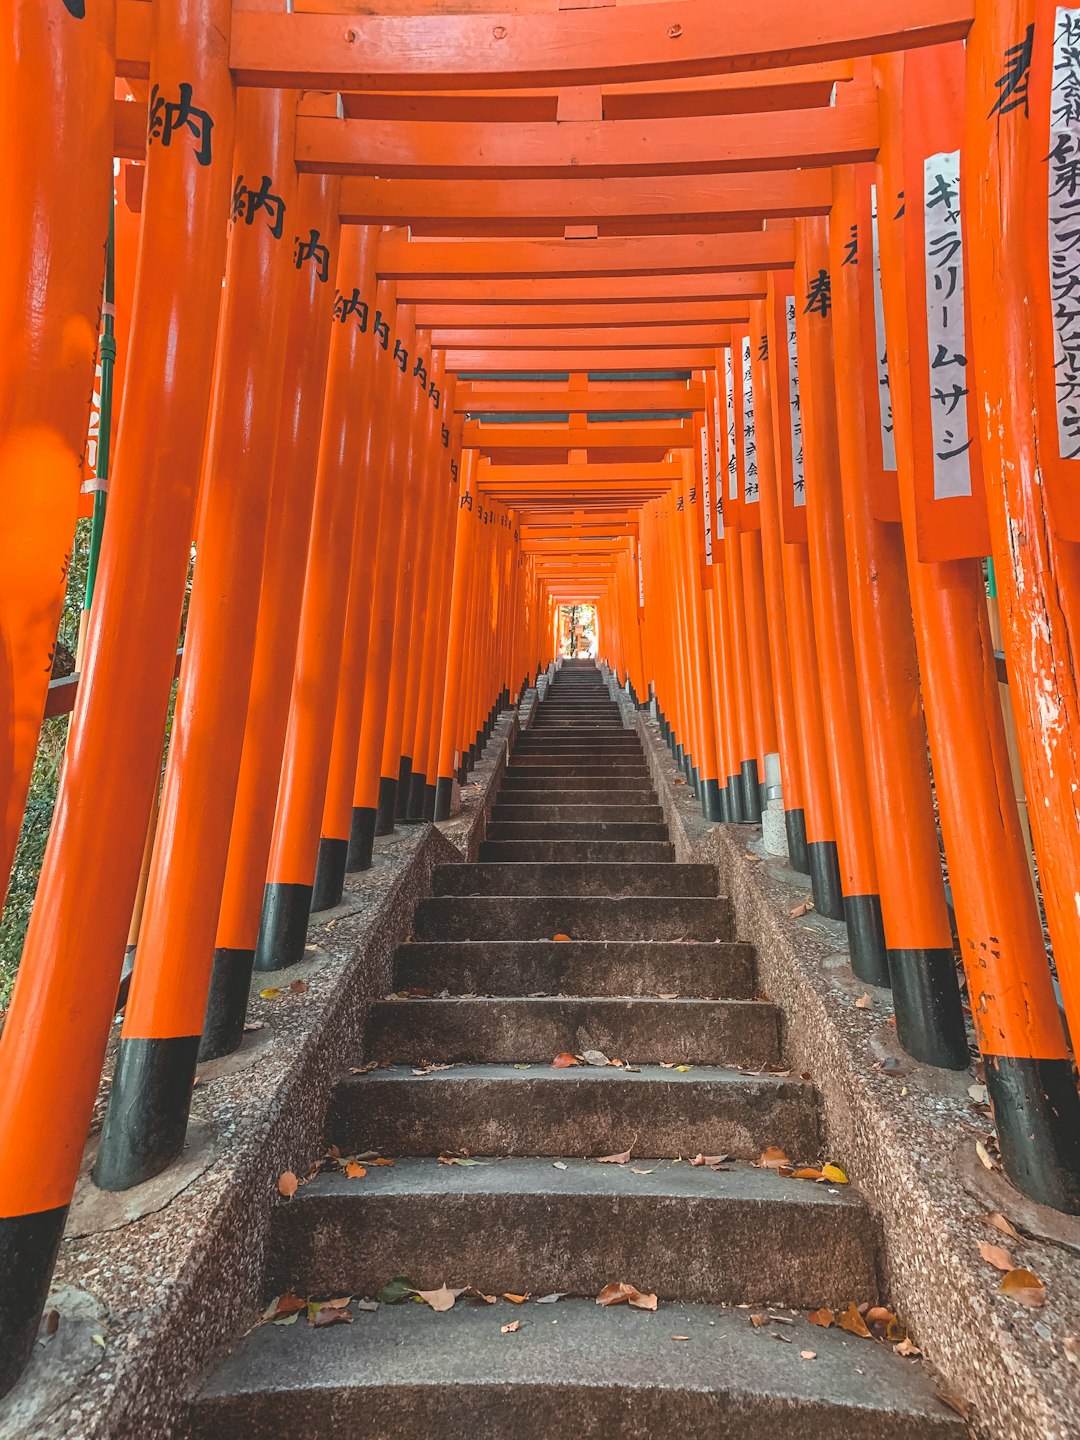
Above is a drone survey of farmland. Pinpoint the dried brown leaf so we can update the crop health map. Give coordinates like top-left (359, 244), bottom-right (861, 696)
top-left (807, 1307), bottom-right (834, 1329)
top-left (894, 1337), bottom-right (921, 1357)
top-left (800, 1350), bottom-right (817, 1360)
top-left (837, 1302), bottom-right (872, 1338)
top-left (501, 1320), bottom-right (520, 1333)
top-left (345, 1162), bottom-right (367, 1179)
top-left (596, 1149), bottom-right (632, 1165)
top-left (552, 1052), bottom-right (579, 1068)
top-left (789, 902), bottom-right (810, 919)
top-left (757, 1146), bottom-right (790, 1170)
top-left (749, 1313), bottom-right (769, 1328)
top-left (414, 1284), bottom-right (464, 1313)
top-left (596, 1282), bottom-right (656, 1310)
top-left (983, 1211), bottom-right (1022, 1242)
top-left (977, 1240), bottom-right (1014, 1272)
top-left (503, 1293), bottom-right (530, 1305)
top-left (552, 933), bottom-right (572, 943)
top-left (854, 993), bottom-right (872, 1009)
top-left (278, 1171), bottom-right (298, 1199)
top-left (998, 1268), bottom-right (1045, 1308)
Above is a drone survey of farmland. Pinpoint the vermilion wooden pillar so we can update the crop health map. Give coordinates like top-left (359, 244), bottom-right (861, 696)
top-left (0, 0), bottom-right (234, 1388)
top-left (94, 88), bottom-right (298, 1193)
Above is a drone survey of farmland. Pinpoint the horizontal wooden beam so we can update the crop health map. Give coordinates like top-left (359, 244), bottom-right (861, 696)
top-left (378, 231), bottom-right (792, 279)
top-left (338, 169), bottom-right (830, 235)
top-left (229, 1), bottom-right (972, 92)
top-left (446, 347), bottom-right (720, 371)
top-left (433, 324), bottom-right (735, 349)
top-left (399, 273), bottom-right (769, 304)
top-left (299, 104), bottom-right (878, 179)
top-left (456, 383), bottom-right (705, 413)
top-left (467, 422), bottom-right (691, 449)
top-left (480, 460), bottom-right (680, 481)
top-left (433, 304), bottom-right (736, 329)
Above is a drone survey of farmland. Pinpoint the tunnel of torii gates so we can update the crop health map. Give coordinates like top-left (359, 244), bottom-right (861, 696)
top-left (7, 0), bottom-right (1080, 1394)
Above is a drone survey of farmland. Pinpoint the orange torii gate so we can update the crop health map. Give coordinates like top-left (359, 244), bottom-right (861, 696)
top-left (5, 0), bottom-right (1080, 1400)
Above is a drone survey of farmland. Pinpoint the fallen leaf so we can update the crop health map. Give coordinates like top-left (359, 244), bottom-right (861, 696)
top-left (789, 902), bottom-right (810, 919)
top-left (503, 1293), bottom-right (530, 1305)
top-left (821, 1163), bottom-right (849, 1184)
top-left (552, 1161), bottom-right (568, 1170)
top-left (983, 1211), bottom-right (1022, 1242)
top-left (355, 1299), bottom-right (379, 1312)
top-left (319, 1296), bottom-right (353, 1310)
top-left (866, 1307), bottom-right (896, 1327)
top-left (91, 1334), bottom-right (106, 1348)
top-left (998, 1268), bottom-right (1046, 1308)
top-left (838, 1302), bottom-right (872, 1338)
top-left (438, 1154), bottom-right (490, 1167)
top-left (553, 933), bottom-right (573, 942)
top-left (691, 1153), bottom-right (730, 1169)
top-left (854, 994), bottom-right (872, 1009)
top-left (808, 1308), bottom-right (835, 1329)
top-left (968, 1082), bottom-right (989, 1103)
top-left (535, 1293), bottom-right (566, 1304)
top-left (278, 1171), bottom-right (299, 1199)
top-left (377, 1277), bottom-right (418, 1305)
top-left (259, 988), bottom-right (282, 1000)
top-left (371, 1157), bottom-right (395, 1167)
top-left (792, 1167), bottom-right (824, 1181)
top-left (289, 979), bottom-right (309, 994)
top-left (243, 1021), bottom-right (265, 1033)
top-left (672, 1335), bottom-right (690, 1342)
top-left (659, 1061), bottom-right (676, 1069)
top-left (800, 1350), bottom-right (817, 1360)
top-left (460, 1287), bottom-right (497, 1305)
top-left (675, 1064), bottom-right (693, 1073)
top-left (412, 1063), bottom-right (453, 1076)
top-left (262, 1292), bottom-right (306, 1322)
top-left (582, 1049), bottom-right (611, 1067)
top-left (975, 1140), bottom-right (997, 1171)
top-left (936, 1395), bottom-right (972, 1422)
top-left (749, 1313), bottom-right (769, 1327)
top-left (977, 1240), bottom-right (1014, 1272)
top-left (501, 1320), bottom-right (520, 1333)
top-left (596, 1283), bottom-right (657, 1311)
top-left (350, 1061), bottom-right (379, 1074)
top-left (44, 1310), bottom-right (60, 1337)
top-left (552, 1053), bottom-right (579, 1068)
top-left (596, 1149), bottom-right (632, 1165)
top-left (414, 1284), bottom-right (464, 1313)
top-left (631, 1167), bottom-right (655, 1175)
top-left (310, 1306), bottom-right (352, 1327)
top-left (894, 1338), bottom-right (921, 1357)
top-left (757, 1146), bottom-right (790, 1170)
top-left (658, 993), bottom-right (679, 1000)
top-left (345, 1162), bottom-right (367, 1179)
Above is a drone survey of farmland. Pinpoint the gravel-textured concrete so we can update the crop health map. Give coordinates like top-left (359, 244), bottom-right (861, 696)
top-left (478, 839), bottom-right (676, 863)
top-left (265, 1158), bottom-right (877, 1306)
top-left (431, 860), bottom-right (719, 897)
top-left (629, 693), bottom-right (1080, 1440)
top-left (413, 893), bottom-right (732, 940)
top-left (392, 939), bottom-right (759, 998)
top-left (327, 1064), bottom-right (822, 1159)
top-left (189, 1300), bottom-right (966, 1440)
top-left (366, 994), bottom-right (780, 1065)
top-left (0, 714), bottom-right (519, 1440)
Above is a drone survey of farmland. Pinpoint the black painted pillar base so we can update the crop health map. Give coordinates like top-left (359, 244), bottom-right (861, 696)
top-left (434, 775), bottom-right (454, 822)
top-left (674, 743), bottom-right (685, 772)
top-left (718, 783), bottom-right (733, 822)
top-left (422, 782), bottom-right (437, 822)
top-left (93, 1034), bottom-right (201, 1191)
top-left (374, 775), bottom-right (397, 836)
top-left (346, 805), bottom-right (377, 872)
top-left (701, 777), bottom-right (724, 822)
top-left (843, 893), bottom-right (891, 988)
top-left (311, 836), bottom-right (349, 912)
top-left (986, 1054), bottom-right (1080, 1213)
top-left (406, 769), bottom-right (427, 822)
top-left (0, 1204), bottom-right (68, 1398)
top-left (690, 764), bottom-right (700, 798)
top-left (740, 758), bottom-right (762, 824)
top-left (727, 775), bottom-right (747, 823)
top-left (785, 808), bottom-right (811, 874)
top-left (808, 839), bottom-right (845, 921)
top-left (395, 756), bottom-right (413, 819)
top-left (254, 881), bottom-right (313, 973)
top-left (888, 947), bottom-right (968, 1070)
top-left (199, 946), bottom-right (255, 1060)
top-left (455, 762), bottom-right (469, 785)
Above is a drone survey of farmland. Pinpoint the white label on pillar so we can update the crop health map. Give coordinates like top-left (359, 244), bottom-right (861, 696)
top-left (712, 393), bottom-right (725, 537)
top-left (700, 422), bottom-right (713, 563)
top-left (785, 296), bottom-right (806, 507)
top-left (1050, 7), bottom-right (1080, 459)
top-left (724, 349), bottom-right (738, 503)
top-left (740, 334), bottom-right (759, 507)
top-left (870, 184), bottom-right (897, 472)
top-left (923, 149), bottom-right (973, 498)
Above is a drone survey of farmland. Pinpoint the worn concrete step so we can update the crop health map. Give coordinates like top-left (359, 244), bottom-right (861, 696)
top-left (393, 939), bottom-right (757, 998)
top-left (368, 996), bottom-right (778, 1066)
top-left (431, 863), bottom-right (718, 899)
top-left (485, 820), bottom-right (670, 842)
top-left (493, 789), bottom-right (657, 808)
top-left (478, 840), bottom-right (674, 864)
top-left (413, 895), bottom-right (730, 941)
top-left (191, 1301), bottom-right (965, 1440)
top-left (515, 737), bottom-right (641, 749)
top-left (492, 804), bottom-right (664, 824)
top-left (265, 1159), bottom-right (875, 1307)
top-left (508, 754), bottom-right (649, 769)
top-left (500, 772), bottom-right (651, 791)
top-left (328, 1065), bottom-right (816, 1159)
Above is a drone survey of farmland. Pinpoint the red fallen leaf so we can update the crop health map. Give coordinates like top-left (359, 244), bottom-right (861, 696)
top-left (278, 1171), bottom-right (299, 1198)
top-left (837, 1302), bottom-right (872, 1338)
top-left (501, 1320), bottom-right (521, 1333)
top-left (371, 1157), bottom-right (395, 1167)
top-left (552, 1053), bottom-right (580, 1068)
top-left (596, 1150), bottom-right (632, 1165)
top-left (345, 1163), bottom-right (367, 1179)
top-left (998, 1268), bottom-right (1046, 1308)
top-left (503, 1293), bottom-right (530, 1304)
top-left (791, 1167), bottom-right (824, 1181)
top-left (289, 979), bottom-right (309, 994)
top-left (808, 1308), bottom-right (835, 1328)
top-left (310, 1306), bottom-right (352, 1327)
top-left (596, 1283), bottom-right (657, 1311)
top-left (552, 933), bottom-right (572, 943)
top-left (977, 1240), bottom-right (1014, 1272)
top-left (757, 1146), bottom-right (790, 1170)
top-left (262, 1292), bottom-right (306, 1322)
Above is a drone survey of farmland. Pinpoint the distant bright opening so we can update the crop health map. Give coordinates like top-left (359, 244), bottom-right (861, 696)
top-left (560, 603), bottom-right (597, 659)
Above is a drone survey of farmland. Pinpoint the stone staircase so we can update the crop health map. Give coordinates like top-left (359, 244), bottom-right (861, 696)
top-left (189, 660), bottom-right (965, 1439)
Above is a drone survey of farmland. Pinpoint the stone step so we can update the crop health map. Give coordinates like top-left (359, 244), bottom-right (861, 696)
top-left (413, 895), bottom-right (730, 941)
top-left (515, 736), bottom-right (641, 748)
top-left (264, 1159), bottom-right (875, 1307)
top-left (431, 863), bottom-right (718, 899)
top-left (478, 840), bottom-right (674, 864)
top-left (508, 755), bottom-right (650, 769)
top-left (492, 804), bottom-right (664, 824)
top-left (491, 789), bottom-right (657, 808)
top-left (191, 1301), bottom-right (965, 1440)
top-left (393, 939), bottom-right (757, 998)
top-left (499, 772), bottom-right (650, 791)
top-left (367, 996), bottom-right (779, 1066)
top-left (485, 821), bottom-right (670, 842)
top-left (327, 1065), bottom-right (816, 1159)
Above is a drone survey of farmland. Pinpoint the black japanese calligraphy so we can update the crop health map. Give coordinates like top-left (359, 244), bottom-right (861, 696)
top-left (148, 82), bottom-right (214, 166)
top-left (231, 174), bottom-right (285, 238)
